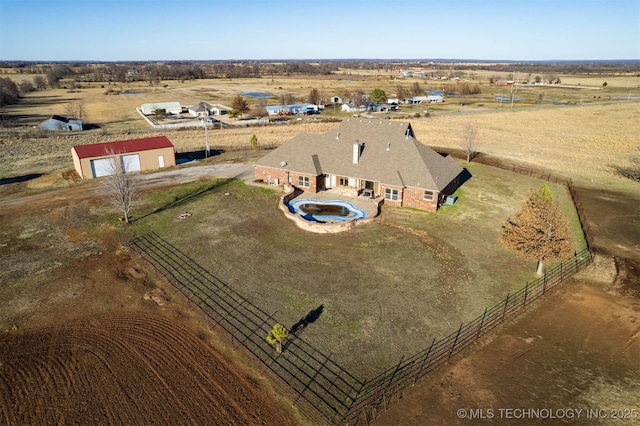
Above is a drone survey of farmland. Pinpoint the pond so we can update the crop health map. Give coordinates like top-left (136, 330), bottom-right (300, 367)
top-left (242, 91), bottom-right (272, 98)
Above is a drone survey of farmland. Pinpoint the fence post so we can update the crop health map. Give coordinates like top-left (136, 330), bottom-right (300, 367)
top-left (560, 262), bottom-right (564, 281)
top-left (502, 293), bottom-right (510, 321)
top-left (448, 323), bottom-right (463, 361)
top-left (543, 271), bottom-right (547, 294)
top-left (476, 307), bottom-right (487, 339)
top-left (382, 355), bottom-right (405, 409)
top-left (414, 338), bottom-right (436, 382)
top-left (523, 282), bottom-right (529, 307)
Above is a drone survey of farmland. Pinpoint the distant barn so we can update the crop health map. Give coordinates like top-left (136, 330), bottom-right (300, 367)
top-left (39, 115), bottom-right (83, 131)
top-left (140, 102), bottom-right (182, 115)
top-left (71, 136), bottom-right (176, 179)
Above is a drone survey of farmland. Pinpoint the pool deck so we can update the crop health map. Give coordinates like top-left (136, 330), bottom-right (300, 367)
top-left (292, 188), bottom-right (382, 219)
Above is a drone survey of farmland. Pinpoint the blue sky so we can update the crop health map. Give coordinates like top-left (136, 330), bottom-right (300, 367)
top-left (0, 0), bottom-right (638, 61)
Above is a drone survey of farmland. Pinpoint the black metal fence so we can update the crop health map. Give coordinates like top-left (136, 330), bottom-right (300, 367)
top-left (130, 233), bottom-right (591, 425)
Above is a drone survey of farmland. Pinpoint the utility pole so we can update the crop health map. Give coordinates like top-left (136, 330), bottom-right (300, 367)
top-left (202, 117), bottom-right (210, 158)
top-left (510, 71), bottom-right (519, 109)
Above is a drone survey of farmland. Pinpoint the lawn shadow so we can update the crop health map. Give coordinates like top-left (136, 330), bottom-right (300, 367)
top-left (0, 173), bottom-right (43, 185)
top-left (284, 305), bottom-right (324, 351)
top-left (459, 167), bottom-right (473, 186)
top-left (176, 149), bottom-right (224, 165)
top-left (610, 159), bottom-right (640, 183)
top-left (132, 177), bottom-right (236, 223)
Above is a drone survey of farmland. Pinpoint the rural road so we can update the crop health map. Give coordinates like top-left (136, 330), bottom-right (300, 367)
top-left (0, 163), bottom-right (256, 212)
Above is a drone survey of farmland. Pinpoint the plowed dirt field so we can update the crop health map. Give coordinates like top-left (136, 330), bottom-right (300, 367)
top-left (0, 313), bottom-right (300, 425)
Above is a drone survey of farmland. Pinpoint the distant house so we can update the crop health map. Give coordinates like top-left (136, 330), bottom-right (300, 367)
top-left (330, 96), bottom-right (343, 103)
top-left (71, 136), bottom-right (176, 179)
top-left (265, 104), bottom-right (319, 116)
top-left (39, 115), bottom-right (83, 131)
top-left (188, 102), bottom-right (215, 117)
top-left (406, 95), bottom-right (444, 104)
top-left (341, 102), bottom-right (366, 113)
top-left (265, 105), bottom-right (290, 116)
top-left (364, 102), bottom-right (397, 112)
top-left (140, 102), bottom-right (182, 115)
top-left (254, 120), bottom-right (464, 212)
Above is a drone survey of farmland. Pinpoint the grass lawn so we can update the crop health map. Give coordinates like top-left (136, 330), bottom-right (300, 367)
top-left (124, 162), bottom-right (584, 378)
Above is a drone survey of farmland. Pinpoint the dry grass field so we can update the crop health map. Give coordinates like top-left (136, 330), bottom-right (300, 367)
top-left (1, 71), bottom-right (638, 194)
top-left (410, 102), bottom-right (640, 193)
top-left (1, 69), bottom-right (639, 424)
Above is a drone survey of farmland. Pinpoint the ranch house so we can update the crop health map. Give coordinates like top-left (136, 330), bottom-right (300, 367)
top-left (254, 120), bottom-right (464, 212)
top-left (71, 136), bottom-right (176, 179)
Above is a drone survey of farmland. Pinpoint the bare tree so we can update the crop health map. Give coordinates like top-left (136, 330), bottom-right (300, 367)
top-left (101, 152), bottom-right (140, 224)
top-left (33, 75), bottom-right (47, 90)
top-left (462, 122), bottom-right (478, 162)
top-left (250, 98), bottom-right (267, 118)
top-left (410, 81), bottom-right (423, 96)
top-left (279, 92), bottom-right (294, 106)
top-left (351, 89), bottom-right (366, 109)
top-left (396, 85), bottom-right (409, 102)
top-left (338, 88), bottom-right (352, 104)
top-left (308, 88), bottom-right (322, 105)
top-left (500, 184), bottom-right (572, 275)
top-left (18, 80), bottom-right (34, 95)
top-left (64, 100), bottom-right (84, 120)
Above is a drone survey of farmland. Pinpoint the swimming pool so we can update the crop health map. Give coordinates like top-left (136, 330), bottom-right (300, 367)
top-left (286, 199), bottom-right (367, 223)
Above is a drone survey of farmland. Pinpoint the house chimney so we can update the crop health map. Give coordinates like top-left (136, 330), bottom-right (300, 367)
top-left (353, 140), bottom-right (361, 164)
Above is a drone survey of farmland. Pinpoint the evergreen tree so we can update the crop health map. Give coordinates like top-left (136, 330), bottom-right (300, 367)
top-left (370, 88), bottom-right (387, 103)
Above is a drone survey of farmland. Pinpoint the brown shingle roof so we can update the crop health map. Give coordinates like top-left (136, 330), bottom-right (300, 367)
top-left (256, 120), bottom-right (462, 191)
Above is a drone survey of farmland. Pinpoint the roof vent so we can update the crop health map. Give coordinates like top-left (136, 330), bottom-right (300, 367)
top-left (386, 143), bottom-right (391, 151)
top-left (336, 132), bottom-right (340, 140)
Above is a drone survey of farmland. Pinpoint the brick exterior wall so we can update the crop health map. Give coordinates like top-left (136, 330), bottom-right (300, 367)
top-left (380, 184), bottom-right (404, 207)
top-left (255, 166), bottom-right (320, 193)
top-left (402, 186), bottom-right (439, 212)
top-left (255, 166), bottom-right (288, 186)
top-left (257, 166), bottom-right (463, 212)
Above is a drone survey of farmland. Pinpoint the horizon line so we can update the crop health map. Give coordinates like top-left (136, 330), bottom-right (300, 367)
top-left (1, 58), bottom-right (639, 64)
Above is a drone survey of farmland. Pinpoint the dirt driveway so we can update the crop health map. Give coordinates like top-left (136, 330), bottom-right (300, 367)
top-left (0, 162), bottom-right (255, 212)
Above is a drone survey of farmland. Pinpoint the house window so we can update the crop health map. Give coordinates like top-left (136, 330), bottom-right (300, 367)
top-left (384, 188), bottom-right (400, 201)
top-left (339, 176), bottom-right (349, 186)
top-left (298, 176), bottom-right (310, 188)
top-left (423, 190), bottom-right (434, 201)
